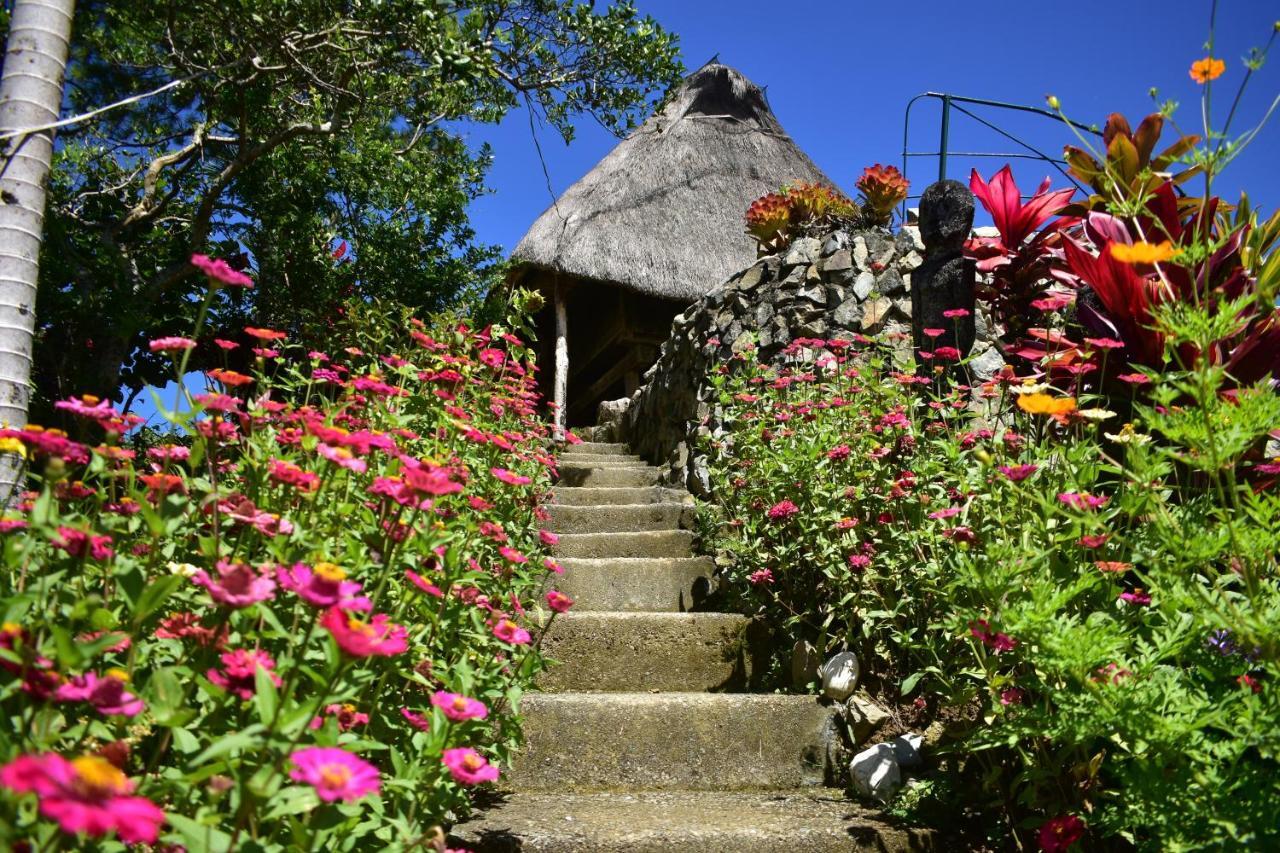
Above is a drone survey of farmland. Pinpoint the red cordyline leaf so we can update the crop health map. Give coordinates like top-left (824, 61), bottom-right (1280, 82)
top-left (1062, 237), bottom-right (1164, 366)
top-left (969, 166), bottom-right (1076, 251)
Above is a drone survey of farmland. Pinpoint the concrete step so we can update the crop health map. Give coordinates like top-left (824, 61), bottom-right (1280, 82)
top-left (558, 465), bottom-right (660, 488)
top-left (558, 453), bottom-right (647, 468)
top-left (508, 693), bottom-right (836, 792)
top-left (551, 486), bottom-right (690, 507)
top-left (450, 790), bottom-right (934, 852)
top-left (562, 441), bottom-right (631, 456)
top-left (538, 612), bottom-right (753, 693)
top-left (556, 556), bottom-right (713, 612)
top-left (547, 503), bottom-right (694, 535)
top-left (552, 530), bottom-right (694, 559)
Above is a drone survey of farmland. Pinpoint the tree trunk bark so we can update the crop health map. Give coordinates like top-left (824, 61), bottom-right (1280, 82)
top-left (553, 281), bottom-right (568, 441)
top-left (0, 0), bottom-right (75, 497)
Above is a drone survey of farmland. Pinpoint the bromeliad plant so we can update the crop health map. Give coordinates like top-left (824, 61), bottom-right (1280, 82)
top-left (0, 265), bottom-right (568, 850)
top-left (745, 182), bottom-right (859, 255)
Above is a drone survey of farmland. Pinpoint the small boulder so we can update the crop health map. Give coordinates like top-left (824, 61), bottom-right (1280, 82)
top-left (849, 743), bottom-right (901, 802)
top-left (891, 733), bottom-right (924, 768)
top-left (784, 237), bottom-right (822, 268)
top-left (820, 652), bottom-right (861, 702)
top-left (791, 640), bottom-right (821, 690)
top-left (844, 692), bottom-right (891, 743)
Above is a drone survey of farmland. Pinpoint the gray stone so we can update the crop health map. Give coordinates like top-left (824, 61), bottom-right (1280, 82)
top-left (969, 344), bottom-right (1005, 382)
top-left (819, 652), bottom-right (861, 701)
top-left (876, 268), bottom-right (905, 296)
top-left (918, 180), bottom-right (974, 251)
top-left (794, 283), bottom-right (827, 305)
top-left (852, 236), bottom-right (869, 269)
top-left (849, 743), bottom-right (901, 802)
top-left (833, 296), bottom-right (862, 330)
top-left (852, 271), bottom-right (875, 301)
top-left (795, 319), bottom-right (828, 339)
top-left (891, 733), bottom-right (924, 769)
top-left (822, 231), bottom-right (850, 256)
top-left (861, 297), bottom-right (893, 334)
top-left (737, 264), bottom-right (766, 291)
top-left (791, 640), bottom-right (821, 690)
top-left (783, 237), bottom-right (822, 267)
top-left (822, 248), bottom-right (853, 274)
top-left (844, 693), bottom-right (890, 743)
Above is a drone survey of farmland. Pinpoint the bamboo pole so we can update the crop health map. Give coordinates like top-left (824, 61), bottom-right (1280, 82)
top-left (553, 280), bottom-right (568, 440)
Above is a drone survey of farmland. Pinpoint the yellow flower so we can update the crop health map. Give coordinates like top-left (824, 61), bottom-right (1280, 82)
top-left (1109, 240), bottom-right (1178, 265)
top-left (0, 437), bottom-right (25, 458)
top-left (1189, 57), bottom-right (1226, 84)
top-left (1016, 393), bottom-right (1077, 416)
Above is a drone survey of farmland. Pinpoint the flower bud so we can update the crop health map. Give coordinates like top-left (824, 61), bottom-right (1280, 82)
top-left (1045, 94), bottom-right (1061, 111)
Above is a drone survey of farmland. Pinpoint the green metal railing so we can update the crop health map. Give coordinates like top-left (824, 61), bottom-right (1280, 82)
top-left (900, 92), bottom-right (1104, 219)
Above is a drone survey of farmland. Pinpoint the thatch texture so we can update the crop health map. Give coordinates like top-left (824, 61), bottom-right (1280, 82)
top-left (510, 62), bottom-right (835, 302)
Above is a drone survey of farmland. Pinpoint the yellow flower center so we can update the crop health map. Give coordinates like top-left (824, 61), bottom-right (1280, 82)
top-left (319, 763), bottom-right (352, 789)
top-left (346, 617), bottom-right (375, 637)
top-left (105, 668), bottom-right (130, 683)
top-left (71, 755), bottom-right (128, 796)
top-left (463, 754), bottom-right (484, 771)
top-left (0, 438), bottom-right (26, 457)
top-left (452, 696), bottom-right (469, 711)
top-left (1, 622), bottom-right (20, 635)
top-left (314, 562), bottom-right (346, 582)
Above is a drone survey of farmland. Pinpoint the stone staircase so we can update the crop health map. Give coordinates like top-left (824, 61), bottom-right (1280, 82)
top-left (451, 441), bottom-right (929, 851)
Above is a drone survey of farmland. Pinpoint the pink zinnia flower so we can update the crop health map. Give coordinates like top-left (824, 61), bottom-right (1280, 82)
top-left (1119, 589), bottom-right (1152, 606)
top-left (192, 560), bottom-right (276, 607)
top-left (1038, 814), bottom-right (1085, 852)
top-left (321, 607), bottom-right (408, 657)
top-left (1116, 373), bottom-right (1151, 386)
top-left (207, 649), bottom-right (281, 700)
top-left (1078, 534), bottom-right (1110, 549)
top-left (539, 529), bottom-right (560, 546)
top-left (492, 617), bottom-right (531, 645)
top-left (928, 507), bottom-right (961, 520)
top-left (1057, 491), bottom-right (1108, 511)
top-left (0, 753), bottom-right (165, 844)
top-left (969, 619), bottom-right (1018, 653)
top-left (148, 336), bottom-right (196, 353)
top-left (942, 308), bottom-right (971, 319)
top-left (827, 444), bottom-right (851, 461)
top-left (491, 467), bottom-right (531, 486)
top-left (191, 253), bottom-right (253, 288)
top-left (499, 546), bottom-right (528, 564)
top-left (317, 443), bottom-right (367, 474)
top-left (1095, 561), bottom-right (1131, 574)
top-left (309, 703), bottom-right (370, 731)
top-left (405, 568), bottom-right (444, 598)
top-left (54, 672), bottom-right (144, 717)
top-left (289, 747), bottom-right (380, 802)
top-left (442, 747), bottom-right (500, 785)
top-left (432, 691), bottom-right (489, 722)
top-left (545, 590), bottom-right (573, 613)
top-left (848, 554), bottom-right (871, 569)
top-left (998, 464), bottom-right (1038, 482)
top-left (401, 707), bottom-right (431, 731)
top-left (748, 568), bottom-right (774, 586)
top-left (51, 526), bottom-right (114, 561)
top-left (766, 500), bottom-right (799, 521)
top-left (999, 687), bottom-right (1025, 706)
top-left (277, 562), bottom-right (364, 608)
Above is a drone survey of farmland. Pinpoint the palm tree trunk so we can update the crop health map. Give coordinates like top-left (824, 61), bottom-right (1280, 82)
top-left (0, 0), bottom-right (75, 498)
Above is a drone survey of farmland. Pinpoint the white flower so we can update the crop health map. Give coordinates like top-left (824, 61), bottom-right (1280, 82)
top-left (1010, 382), bottom-right (1051, 396)
top-left (1078, 408), bottom-right (1117, 421)
top-left (1105, 423), bottom-right (1152, 445)
top-left (167, 561), bottom-right (199, 577)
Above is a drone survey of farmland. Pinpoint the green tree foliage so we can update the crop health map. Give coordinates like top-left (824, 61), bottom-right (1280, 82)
top-left (37, 0), bottom-right (682, 419)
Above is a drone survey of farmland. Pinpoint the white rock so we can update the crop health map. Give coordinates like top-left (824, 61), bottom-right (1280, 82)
top-left (844, 692), bottom-right (891, 742)
top-left (820, 652), bottom-right (861, 701)
top-left (852, 271), bottom-right (876, 301)
top-left (849, 742), bottom-right (901, 802)
top-left (892, 733), bottom-right (924, 768)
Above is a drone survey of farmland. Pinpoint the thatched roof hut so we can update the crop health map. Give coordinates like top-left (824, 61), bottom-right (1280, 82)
top-left (507, 60), bottom-right (835, 429)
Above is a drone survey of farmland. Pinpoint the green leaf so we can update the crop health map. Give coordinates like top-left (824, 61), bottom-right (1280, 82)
top-left (255, 663), bottom-right (278, 726)
top-left (165, 811), bottom-right (234, 853)
top-left (188, 724), bottom-right (265, 767)
top-left (900, 671), bottom-right (924, 696)
top-left (131, 574), bottom-right (184, 625)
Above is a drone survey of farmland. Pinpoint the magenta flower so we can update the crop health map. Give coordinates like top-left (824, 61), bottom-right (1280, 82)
top-left (317, 443), bottom-right (367, 474)
top-left (0, 753), bottom-right (165, 844)
top-left (309, 703), bottom-right (370, 731)
top-left (827, 444), bottom-right (851, 461)
top-left (1119, 589), bottom-right (1152, 606)
top-left (192, 560), bottom-right (276, 607)
top-left (969, 620), bottom-right (1018, 653)
top-left (277, 562), bottom-right (364, 608)
top-left (766, 500), bottom-right (800, 521)
top-left (207, 649), bottom-right (282, 700)
top-left (999, 687), bottom-right (1025, 706)
top-left (998, 464), bottom-right (1038, 482)
top-left (928, 507), bottom-right (961, 520)
top-left (404, 568), bottom-right (444, 598)
top-left (942, 308), bottom-right (971, 319)
top-left (491, 467), bottom-right (531, 486)
top-left (321, 607), bottom-right (408, 657)
top-left (748, 568), bottom-right (774, 585)
top-left (54, 672), bottom-right (144, 717)
top-left (539, 529), bottom-right (560, 546)
top-left (432, 691), bottom-right (489, 722)
top-left (1057, 491), bottom-right (1108, 511)
top-left (545, 590), bottom-right (574, 613)
top-left (442, 747), bottom-right (500, 785)
top-left (148, 336), bottom-right (197, 353)
top-left (289, 747), bottom-right (380, 802)
top-left (848, 554), bottom-right (871, 569)
top-left (499, 546), bottom-right (528, 564)
top-left (51, 526), bottom-right (114, 561)
top-left (492, 617), bottom-right (531, 645)
top-left (191, 253), bottom-right (254, 288)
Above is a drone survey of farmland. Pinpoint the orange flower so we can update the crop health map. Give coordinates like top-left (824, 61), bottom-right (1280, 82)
top-left (1189, 57), bottom-right (1225, 84)
top-left (207, 368), bottom-right (254, 387)
top-left (1109, 240), bottom-right (1178, 265)
top-left (1016, 392), bottom-right (1077, 417)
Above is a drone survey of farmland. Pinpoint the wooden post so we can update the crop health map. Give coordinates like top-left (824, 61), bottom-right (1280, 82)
top-left (553, 281), bottom-right (569, 440)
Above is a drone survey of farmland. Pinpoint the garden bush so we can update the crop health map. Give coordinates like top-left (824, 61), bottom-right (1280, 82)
top-left (0, 263), bottom-right (566, 850)
top-left (699, 41), bottom-right (1280, 852)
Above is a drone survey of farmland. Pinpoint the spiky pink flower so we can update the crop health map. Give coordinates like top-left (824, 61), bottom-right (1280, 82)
top-left (405, 568), bottom-right (444, 598)
top-left (207, 649), bottom-right (281, 700)
top-left (999, 464), bottom-right (1038, 482)
top-left (309, 703), bottom-right (370, 731)
top-left (545, 590), bottom-right (573, 613)
top-left (289, 747), bottom-right (380, 802)
top-left (491, 467), bottom-right (531, 486)
top-left (766, 500), bottom-right (800, 521)
top-left (277, 563), bottom-right (364, 608)
top-left (492, 617), bottom-right (531, 645)
top-left (321, 607), bottom-right (408, 657)
top-left (54, 672), bottom-right (144, 717)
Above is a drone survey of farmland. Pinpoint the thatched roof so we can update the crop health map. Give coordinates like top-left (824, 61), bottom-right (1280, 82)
top-left (510, 61), bottom-right (835, 302)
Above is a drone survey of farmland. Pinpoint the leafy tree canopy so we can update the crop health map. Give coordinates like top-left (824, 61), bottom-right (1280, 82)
top-left (38, 0), bottom-right (682, 419)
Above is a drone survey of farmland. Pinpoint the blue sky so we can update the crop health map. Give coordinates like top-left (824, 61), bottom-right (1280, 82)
top-left (464, 0), bottom-right (1280, 253)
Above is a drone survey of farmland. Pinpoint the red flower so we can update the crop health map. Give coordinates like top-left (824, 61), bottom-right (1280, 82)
top-left (207, 649), bottom-right (282, 699)
top-left (766, 500), bottom-right (800, 521)
top-left (968, 166), bottom-right (1075, 260)
top-left (1038, 815), bottom-right (1085, 852)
